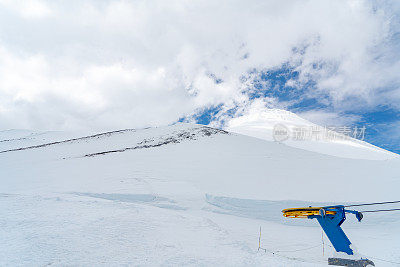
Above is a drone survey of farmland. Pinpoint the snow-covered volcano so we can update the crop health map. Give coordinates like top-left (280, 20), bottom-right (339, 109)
top-left (1, 123), bottom-right (399, 266)
top-left (226, 109), bottom-right (397, 160)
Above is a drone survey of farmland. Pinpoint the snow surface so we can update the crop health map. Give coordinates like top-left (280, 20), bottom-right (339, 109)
top-left (226, 109), bottom-right (398, 160)
top-left (1, 123), bottom-right (400, 266)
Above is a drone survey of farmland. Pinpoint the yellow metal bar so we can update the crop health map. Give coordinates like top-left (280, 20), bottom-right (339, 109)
top-left (282, 207), bottom-right (336, 218)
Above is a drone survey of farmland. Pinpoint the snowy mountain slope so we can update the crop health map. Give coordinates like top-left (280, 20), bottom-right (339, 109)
top-left (1, 123), bottom-right (400, 266)
top-left (0, 129), bottom-right (95, 151)
top-left (226, 109), bottom-right (398, 160)
top-left (0, 126), bottom-right (227, 157)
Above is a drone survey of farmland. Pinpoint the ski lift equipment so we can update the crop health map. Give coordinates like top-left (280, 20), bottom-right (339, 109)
top-left (282, 205), bottom-right (363, 255)
top-left (282, 201), bottom-right (400, 265)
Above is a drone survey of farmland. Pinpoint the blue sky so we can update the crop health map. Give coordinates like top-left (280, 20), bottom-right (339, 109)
top-left (184, 65), bottom-right (400, 154)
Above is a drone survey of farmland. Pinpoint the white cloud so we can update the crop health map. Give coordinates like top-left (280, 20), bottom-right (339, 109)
top-left (0, 0), bottom-right (52, 19)
top-left (0, 0), bottom-right (399, 131)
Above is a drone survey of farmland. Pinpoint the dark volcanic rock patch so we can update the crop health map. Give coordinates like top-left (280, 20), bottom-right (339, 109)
top-left (84, 126), bottom-right (228, 157)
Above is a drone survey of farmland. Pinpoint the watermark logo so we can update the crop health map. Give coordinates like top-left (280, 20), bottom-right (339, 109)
top-left (273, 124), bottom-right (366, 142)
top-left (273, 124), bottom-right (290, 142)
